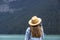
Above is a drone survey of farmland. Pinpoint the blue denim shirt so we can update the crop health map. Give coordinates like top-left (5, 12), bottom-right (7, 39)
top-left (25, 26), bottom-right (44, 40)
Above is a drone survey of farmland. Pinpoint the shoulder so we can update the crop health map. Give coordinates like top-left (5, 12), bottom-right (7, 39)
top-left (41, 26), bottom-right (44, 31)
top-left (26, 27), bottom-right (30, 32)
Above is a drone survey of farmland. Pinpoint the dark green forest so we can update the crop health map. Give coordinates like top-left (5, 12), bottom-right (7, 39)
top-left (0, 0), bottom-right (60, 34)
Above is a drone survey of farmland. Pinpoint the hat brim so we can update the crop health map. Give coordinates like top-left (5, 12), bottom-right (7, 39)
top-left (28, 18), bottom-right (42, 26)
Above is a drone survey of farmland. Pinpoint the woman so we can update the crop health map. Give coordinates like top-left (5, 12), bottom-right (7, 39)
top-left (25, 16), bottom-right (44, 40)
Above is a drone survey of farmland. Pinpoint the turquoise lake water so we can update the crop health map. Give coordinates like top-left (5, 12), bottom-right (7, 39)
top-left (0, 35), bottom-right (60, 40)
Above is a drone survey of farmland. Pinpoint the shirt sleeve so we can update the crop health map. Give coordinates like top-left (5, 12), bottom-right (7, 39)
top-left (25, 27), bottom-right (31, 40)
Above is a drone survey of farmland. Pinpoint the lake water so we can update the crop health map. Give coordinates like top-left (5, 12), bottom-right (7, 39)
top-left (0, 35), bottom-right (60, 40)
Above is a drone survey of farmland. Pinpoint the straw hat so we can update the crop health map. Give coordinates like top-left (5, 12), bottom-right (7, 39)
top-left (28, 16), bottom-right (42, 26)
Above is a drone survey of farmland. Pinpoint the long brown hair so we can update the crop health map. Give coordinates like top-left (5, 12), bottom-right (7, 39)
top-left (30, 25), bottom-right (42, 38)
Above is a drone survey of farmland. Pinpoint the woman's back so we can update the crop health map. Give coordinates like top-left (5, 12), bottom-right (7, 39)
top-left (25, 27), bottom-right (44, 40)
